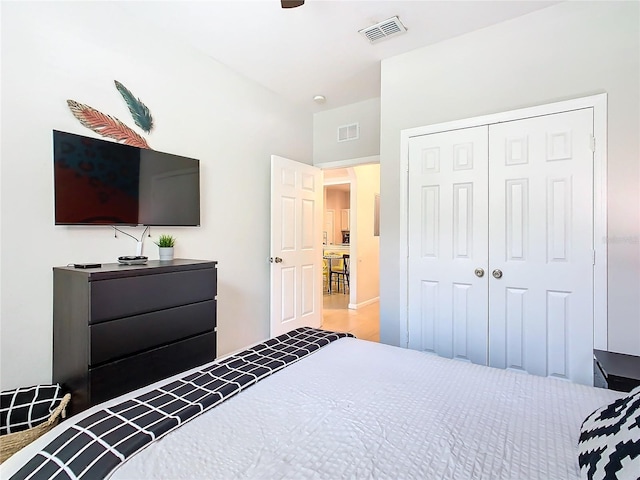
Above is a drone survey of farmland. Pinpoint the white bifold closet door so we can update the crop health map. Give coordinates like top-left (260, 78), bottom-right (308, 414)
top-left (407, 125), bottom-right (490, 366)
top-left (408, 108), bottom-right (595, 385)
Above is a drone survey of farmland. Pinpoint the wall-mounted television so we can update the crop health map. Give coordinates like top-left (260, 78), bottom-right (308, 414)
top-left (53, 130), bottom-right (200, 226)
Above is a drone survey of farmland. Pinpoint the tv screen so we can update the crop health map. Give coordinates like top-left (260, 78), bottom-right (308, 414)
top-left (53, 130), bottom-right (200, 226)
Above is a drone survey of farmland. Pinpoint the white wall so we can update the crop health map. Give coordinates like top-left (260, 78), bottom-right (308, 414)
top-left (353, 164), bottom-right (380, 306)
top-left (313, 98), bottom-right (380, 164)
top-left (379, 1), bottom-right (640, 354)
top-left (0, 2), bottom-right (312, 389)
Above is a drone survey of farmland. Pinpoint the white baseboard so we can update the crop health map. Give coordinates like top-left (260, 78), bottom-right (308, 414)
top-left (348, 296), bottom-right (380, 310)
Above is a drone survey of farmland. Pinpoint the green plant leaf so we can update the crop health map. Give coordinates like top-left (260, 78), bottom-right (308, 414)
top-left (154, 234), bottom-right (176, 247)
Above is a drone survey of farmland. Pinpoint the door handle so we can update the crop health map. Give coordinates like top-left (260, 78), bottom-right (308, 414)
top-left (492, 269), bottom-right (503, 279)
top-left (474, 268), bottom-right (485, 278)
top-left (270, 257), bottom-right (283, 263)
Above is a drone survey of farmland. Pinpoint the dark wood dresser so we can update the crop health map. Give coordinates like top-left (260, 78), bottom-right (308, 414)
top-left (594, 349), bottom-right (640, 393)
top-left (53, 259), bottom-right (217, 414)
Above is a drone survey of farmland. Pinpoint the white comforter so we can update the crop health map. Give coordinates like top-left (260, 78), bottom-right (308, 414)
top-left (110, 338), bottom-right (619, 479)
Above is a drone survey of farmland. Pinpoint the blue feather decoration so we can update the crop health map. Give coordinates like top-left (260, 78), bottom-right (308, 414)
top-left (114, 80), bottom-right (154, 133)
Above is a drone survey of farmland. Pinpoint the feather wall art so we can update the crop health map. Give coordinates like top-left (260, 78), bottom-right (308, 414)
top-left (67, 81), bottom-right (153, 149)
top-left (67, 100), bottom-right (150, 148)
top-left (114, 80), bottom-right (154, 133)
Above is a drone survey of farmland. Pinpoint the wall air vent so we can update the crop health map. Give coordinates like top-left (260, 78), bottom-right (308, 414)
top-left (337, 123), bottom-right (359, 142)
top-left (359, 16), bottom-right (407, 44)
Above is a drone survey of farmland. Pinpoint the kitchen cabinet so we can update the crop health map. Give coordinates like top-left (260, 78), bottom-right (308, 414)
top-left (341, 209), bottom-right (350, 231)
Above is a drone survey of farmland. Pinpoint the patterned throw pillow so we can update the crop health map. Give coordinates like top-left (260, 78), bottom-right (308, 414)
top-left (0, 384), bottom-right (65, 435)
top-left (578, 386), bottom-right (640, 480)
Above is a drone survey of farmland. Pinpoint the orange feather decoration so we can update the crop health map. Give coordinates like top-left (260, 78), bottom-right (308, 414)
top-left (66, 100), bottom-right (150, 149)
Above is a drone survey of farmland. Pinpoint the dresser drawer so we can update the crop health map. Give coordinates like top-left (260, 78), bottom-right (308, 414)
top-left (90, 331), bottom-right (216, 405)
top-left (90, 268), bottom-right (216, 323)
top-left (90, 300), bottom-right (216, 366)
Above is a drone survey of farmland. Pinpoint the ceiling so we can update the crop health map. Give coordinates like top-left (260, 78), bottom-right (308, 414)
top-left (117, 0), bottom-right (560, 114)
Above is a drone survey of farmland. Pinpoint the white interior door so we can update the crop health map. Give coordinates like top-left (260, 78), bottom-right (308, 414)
top-left (488, 108), bottom-right (594, 385)
top-left (407, 126), bottom-right (489, 365)
top-left (270, 155), bottom-right (323, 337)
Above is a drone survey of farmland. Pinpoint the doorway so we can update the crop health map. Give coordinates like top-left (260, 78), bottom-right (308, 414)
top-left (322, 180), bottom-right (357, 309)
top-left (321, 165), bottom-right (380, 341)
top-left (269, 157), bottom-right (380, 340)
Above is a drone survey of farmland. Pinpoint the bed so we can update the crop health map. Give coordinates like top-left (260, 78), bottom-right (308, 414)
top-left (1, 328), bottom-right (638, 480)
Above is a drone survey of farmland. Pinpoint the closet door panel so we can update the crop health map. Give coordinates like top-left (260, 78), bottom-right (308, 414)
top-left (408, 126), bottom-right (489, 365)
top-left (488, 108), bottom-right (595, 385)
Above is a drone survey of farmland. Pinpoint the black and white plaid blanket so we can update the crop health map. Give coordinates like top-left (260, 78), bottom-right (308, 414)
top-left (9, 327), bottom-right (352, 480)
top-left (1, 384), bottom-right (65, 435)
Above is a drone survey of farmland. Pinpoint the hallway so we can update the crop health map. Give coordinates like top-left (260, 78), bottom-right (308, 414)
top-left (322, 293), bottom-right (379, 342)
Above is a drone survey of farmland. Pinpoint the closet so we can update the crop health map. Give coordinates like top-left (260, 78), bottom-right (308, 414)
top-left (407, 108), bottom-right (595, 385)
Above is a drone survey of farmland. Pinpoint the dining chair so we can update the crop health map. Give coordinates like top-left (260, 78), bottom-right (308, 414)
top-left (324, 252), bottom-right (342, 294)
top-left (322, 258), bottom-right (329, 292)
top-left (329, 254), bottom-right (350, 293)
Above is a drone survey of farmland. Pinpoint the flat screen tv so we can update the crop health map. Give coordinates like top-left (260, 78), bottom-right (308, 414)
top-left (53, 130), bottom-right (200, 226)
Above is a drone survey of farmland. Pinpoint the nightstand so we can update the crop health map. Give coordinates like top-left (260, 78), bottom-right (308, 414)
top-left (593, 349), bottom-right (640, 393)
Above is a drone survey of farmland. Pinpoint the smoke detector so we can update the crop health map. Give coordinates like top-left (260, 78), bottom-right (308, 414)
top-left (359, 16), bottom-right (407, 44)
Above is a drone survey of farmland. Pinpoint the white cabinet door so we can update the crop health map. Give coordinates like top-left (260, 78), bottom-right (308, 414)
top-left (407, 108), bottom-right (595, 385)
top-left (324, 210), bottom-right (335, 245)
top-left (341, 209), bottom-right (350, 230)
top-left (270, 155), bottom-right (323, 337)
top-left (488, 108), bottom-right (594, 385)
top-left (407, 126), bottom-right (489, 365)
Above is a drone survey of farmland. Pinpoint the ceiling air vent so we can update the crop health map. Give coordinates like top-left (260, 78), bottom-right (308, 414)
top-left (338, 123), bottom-right (359, 142)
top-left (359, 16), bottom-right (407, 44)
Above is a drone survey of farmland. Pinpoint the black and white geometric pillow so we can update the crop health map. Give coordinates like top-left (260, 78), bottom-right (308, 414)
top-left (0, 384), bottom-right (65, 435)
top-left (578, 386), bottom-right (640, 480)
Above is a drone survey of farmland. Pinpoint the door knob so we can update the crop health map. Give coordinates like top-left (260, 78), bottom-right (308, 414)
top-left (492, 269), bottom-right (503, 279)
top-left (474, 268), bottom-right (485, 278)
top-left (269, 257), bottom-right (283, 263)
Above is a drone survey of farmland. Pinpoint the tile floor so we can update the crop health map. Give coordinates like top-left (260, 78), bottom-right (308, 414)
top-left (321, 292), bottom-right (379, 342)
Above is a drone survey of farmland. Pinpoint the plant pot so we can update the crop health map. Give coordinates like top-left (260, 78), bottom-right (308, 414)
top-left (158, 247), bottom-right (174, 261)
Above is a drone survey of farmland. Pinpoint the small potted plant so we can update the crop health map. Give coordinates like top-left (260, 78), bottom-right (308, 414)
top-left (155, 234), bottom-right (176, 261)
